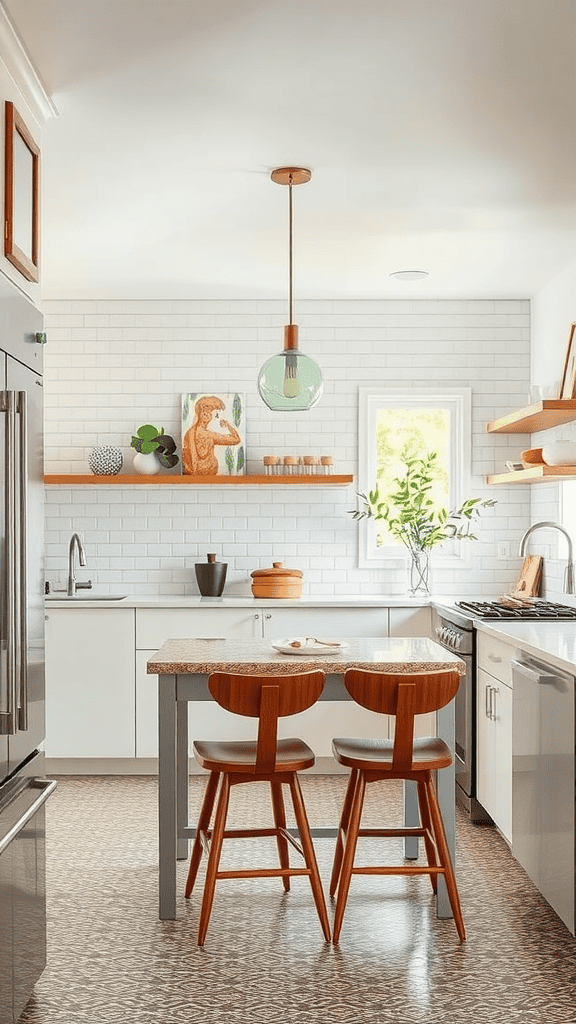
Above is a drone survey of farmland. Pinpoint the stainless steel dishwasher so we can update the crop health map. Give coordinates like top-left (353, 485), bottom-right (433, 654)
top-left (512, 657), bottom-right (575, 935)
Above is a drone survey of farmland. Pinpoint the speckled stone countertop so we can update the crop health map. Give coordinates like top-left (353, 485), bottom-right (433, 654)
top-left (147, 636), bottom-right (465, 676)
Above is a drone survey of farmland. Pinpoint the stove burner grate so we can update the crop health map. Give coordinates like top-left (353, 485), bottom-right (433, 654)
top-left (455, 600), bottom-right (576, 620)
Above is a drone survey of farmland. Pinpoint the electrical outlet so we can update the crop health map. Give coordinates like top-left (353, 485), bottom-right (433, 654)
top-left (498, 542), bottom-right (511, 559)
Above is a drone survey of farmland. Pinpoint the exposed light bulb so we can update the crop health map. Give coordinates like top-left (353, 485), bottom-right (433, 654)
top-left (283, 352), bottom-right (300, 398)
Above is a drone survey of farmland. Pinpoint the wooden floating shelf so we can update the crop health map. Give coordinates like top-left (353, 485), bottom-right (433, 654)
top-left (44, 473), bottom-right (354, 486)
top-left (487, 466), bottom-right (576, 485)
top-left (486, 400), bottom-right (576, 434)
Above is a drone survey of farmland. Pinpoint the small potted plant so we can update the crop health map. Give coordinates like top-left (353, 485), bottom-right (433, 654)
top-left (350, 449), bottom-right (496, 594)
top-left (131, 424), bottom-right (179, 475)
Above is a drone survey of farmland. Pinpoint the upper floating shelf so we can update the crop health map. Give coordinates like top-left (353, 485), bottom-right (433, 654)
top-left (43, 473), bottom-right (354, 486)
top-left (487, 466), bottom-right (576, 485)
top-left (486, 400), bottom-right (576, 434)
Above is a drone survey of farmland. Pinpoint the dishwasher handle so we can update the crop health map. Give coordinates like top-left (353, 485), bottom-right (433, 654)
top-left (511, 659), bottom-right (565, 686)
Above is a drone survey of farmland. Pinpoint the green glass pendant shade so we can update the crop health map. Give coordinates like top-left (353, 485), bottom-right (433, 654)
top-left (257, 349), bottom-right (324, 411)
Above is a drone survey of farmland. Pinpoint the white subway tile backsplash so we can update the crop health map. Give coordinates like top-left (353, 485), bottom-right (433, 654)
top-left (44, 298), bottom-right (533, 596)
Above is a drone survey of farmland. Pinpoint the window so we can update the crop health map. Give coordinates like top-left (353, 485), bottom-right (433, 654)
top-left (357, 387), bottom-right (472, 566)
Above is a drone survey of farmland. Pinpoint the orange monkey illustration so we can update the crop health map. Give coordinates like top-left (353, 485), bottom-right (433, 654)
top-left (182, 395), bottom-right (241, 475)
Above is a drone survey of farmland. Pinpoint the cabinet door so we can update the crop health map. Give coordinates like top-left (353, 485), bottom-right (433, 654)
top-left (388, 606), bottom-right (431, 637)
top-left (476, 667), bottom-right (496, 818)
top-left (260, 606), bottom-right (388, 639)
top-left (45, 609), bottom-right (135, 757)
top-left (136, 607), bottom-right (261, 649)
top-left (492, 680), bottom-right (512, 842)
top-left (476, 667), bottom-right (512, 842)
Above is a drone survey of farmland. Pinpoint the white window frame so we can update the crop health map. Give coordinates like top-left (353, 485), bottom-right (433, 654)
top-left (357, 387), bottom-right (472, 568)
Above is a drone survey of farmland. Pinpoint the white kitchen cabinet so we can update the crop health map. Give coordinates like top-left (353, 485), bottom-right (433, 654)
top-left (261, 602), bottom-right (392, 754)
top-left (136, 604), bottom-right (394, 759)
top-left (46, 601), bottom-right (434, 765)
top-left (135, 606), bottom-right (264, 758)
top-left (135, 606), bottom-right (262, 648)
top-left (476, 634), bottom-right (514, 842)
top-left (45, 608), bottom-right (135, 757)
top-left (388, 605), bottom-right (431, 637)
top-left (135, 650), bottom-right (257, 758)
top-left (260, 605), bottom-right (389, 640)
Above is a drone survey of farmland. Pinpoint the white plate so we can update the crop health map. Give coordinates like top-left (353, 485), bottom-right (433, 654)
top-left (272, 637), bottom-right (349, 656)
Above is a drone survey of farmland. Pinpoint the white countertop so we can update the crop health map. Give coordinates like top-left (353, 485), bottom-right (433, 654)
top-left (44, 593), bottom-right (430, 609)
top-left (475, 619), bottom-right (576, 676)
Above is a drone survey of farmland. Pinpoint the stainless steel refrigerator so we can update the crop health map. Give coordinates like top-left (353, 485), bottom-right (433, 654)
top-left (0, 274), bottom-right (55, 1024)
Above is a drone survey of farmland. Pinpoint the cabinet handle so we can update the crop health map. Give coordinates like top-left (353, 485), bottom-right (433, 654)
top-left (253, 613), bottom-right (260, 619)
top-left (265, 614), bottom-right (271, 620)
top-left (485, 684), bottom-right (491, 719)
top-left (491, 686), bottom-right (498, 720)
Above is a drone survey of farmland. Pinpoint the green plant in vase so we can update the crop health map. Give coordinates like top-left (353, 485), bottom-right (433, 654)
top-left (350, 449), bottom-right (496, 595)
top-left (131, 424), bottom-right (179, 472)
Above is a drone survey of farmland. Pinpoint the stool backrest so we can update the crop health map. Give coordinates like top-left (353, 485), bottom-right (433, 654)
top-left (208, 670), bottom-right (325, 773)
top-left (344, 668), bottom-right (461, 772)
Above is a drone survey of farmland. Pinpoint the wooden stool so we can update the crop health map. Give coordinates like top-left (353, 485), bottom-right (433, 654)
top-left (185, 669), bottom-right (330, 946)
top-left (329, 668), bottom-right (465, 943)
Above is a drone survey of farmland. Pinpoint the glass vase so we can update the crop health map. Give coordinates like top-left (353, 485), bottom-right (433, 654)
top-left (408, 548), bottom-right (431, 596)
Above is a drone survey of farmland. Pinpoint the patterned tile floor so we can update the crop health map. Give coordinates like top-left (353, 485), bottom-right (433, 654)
top-left (19, 774), bottom-right (576, 1024)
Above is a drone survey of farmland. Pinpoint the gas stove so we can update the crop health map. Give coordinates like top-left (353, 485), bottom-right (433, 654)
top-left (455, 599), bottom-right (576, 620)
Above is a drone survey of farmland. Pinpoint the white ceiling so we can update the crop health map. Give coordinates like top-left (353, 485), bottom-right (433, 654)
top-left (5, 0), bottom-right (576, 301)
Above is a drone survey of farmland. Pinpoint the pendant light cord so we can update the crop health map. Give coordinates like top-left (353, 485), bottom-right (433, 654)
top-left (288, 173), bottom-right (293, 324)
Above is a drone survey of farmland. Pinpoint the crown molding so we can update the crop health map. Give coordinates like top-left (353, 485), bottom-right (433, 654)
top-left (0, 3), bottom-right (57, 124)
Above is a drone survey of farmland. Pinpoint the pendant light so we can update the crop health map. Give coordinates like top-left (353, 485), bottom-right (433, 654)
top-left (257, 167), bottom-right (323, 411)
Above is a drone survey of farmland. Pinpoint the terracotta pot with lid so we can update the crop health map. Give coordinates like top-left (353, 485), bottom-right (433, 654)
top-left (250, 561), bottom-right (303, 599)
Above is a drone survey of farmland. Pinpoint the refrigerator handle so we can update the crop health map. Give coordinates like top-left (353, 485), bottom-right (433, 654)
top-left (0, 391), bottom-right (17, 735)
top-left (17, 390), bottom-right (28, 730)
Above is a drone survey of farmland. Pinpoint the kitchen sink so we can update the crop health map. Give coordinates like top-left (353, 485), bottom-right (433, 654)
top-left (45, 594), bottom-right (128, 601)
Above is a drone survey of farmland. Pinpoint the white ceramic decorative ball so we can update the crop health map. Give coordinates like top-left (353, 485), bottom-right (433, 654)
top-left (88, 445), bottom-right (123, 475)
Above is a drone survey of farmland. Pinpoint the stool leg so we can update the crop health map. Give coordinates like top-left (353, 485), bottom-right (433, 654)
top-left (270, 780), bottom-right (290, 892)
top-left (425, 774), bottom-right (466, 942)
top-left (332, 770), bottom-right (366, 944)
top-left (288, 774), bottom-right (331, 941)
top-left (329, 768), bottom-right (358, 898)
top-left (197, 774), bottom-right (231, 946)
top-left (185, 771), bottom-right (220, 898)
top-left (417, 779), bottom-right (438, 893)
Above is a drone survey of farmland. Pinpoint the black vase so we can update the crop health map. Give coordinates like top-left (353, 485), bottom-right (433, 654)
top-left (195, 553), bottom-right (227, 597)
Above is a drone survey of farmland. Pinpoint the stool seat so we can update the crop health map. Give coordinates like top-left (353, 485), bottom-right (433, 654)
top-left (332, 735), bottom-right (453, 773)
top-left (194, 736), bottom-right (316, 773)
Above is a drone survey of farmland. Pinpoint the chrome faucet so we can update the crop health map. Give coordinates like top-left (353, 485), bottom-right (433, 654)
top-left (518, 521), bottom-right (575, 594)
top-left (67, 533), bottom-right (89, 596)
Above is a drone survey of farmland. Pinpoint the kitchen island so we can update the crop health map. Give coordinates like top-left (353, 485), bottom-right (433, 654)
top-left (147, 635), bottom-right (465, 921)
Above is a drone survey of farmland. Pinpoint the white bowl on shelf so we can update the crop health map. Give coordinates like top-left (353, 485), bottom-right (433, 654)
top-left (541, 441), bottom-right (576, 466)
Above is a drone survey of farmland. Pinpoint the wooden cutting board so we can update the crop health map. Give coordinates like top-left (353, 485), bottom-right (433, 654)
top-left (512, 555), bottom-right (543, 598)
